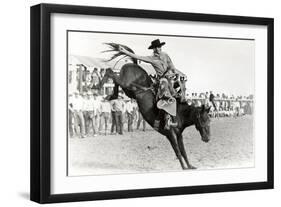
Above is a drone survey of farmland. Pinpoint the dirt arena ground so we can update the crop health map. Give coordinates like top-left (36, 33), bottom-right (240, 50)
top-left (68, 115), bottom-right (254, 176)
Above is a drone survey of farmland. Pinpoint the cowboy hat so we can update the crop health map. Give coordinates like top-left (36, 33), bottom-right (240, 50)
top-left (148, 39), bottom-right (166, 49)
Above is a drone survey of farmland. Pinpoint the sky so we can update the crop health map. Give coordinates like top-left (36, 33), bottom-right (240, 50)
top-left (68, 31), bottom-right (255, 96)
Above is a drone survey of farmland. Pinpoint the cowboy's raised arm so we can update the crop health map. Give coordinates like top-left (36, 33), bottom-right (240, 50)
top-left (118, 46), bottom-right (154, 64)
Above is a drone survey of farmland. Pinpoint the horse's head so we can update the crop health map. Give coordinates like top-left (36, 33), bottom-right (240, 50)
top-left (195, 105), bottom-right (211, 143)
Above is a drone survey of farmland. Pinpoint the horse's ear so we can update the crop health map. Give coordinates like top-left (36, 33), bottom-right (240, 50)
top-left (201, 105), bottom-right (211, 113)
top-left (201, 104), bottom-right (205, 112)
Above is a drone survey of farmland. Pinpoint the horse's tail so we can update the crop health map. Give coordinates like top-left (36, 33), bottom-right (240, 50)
top-left (102, 43), bottom-right (138, 65)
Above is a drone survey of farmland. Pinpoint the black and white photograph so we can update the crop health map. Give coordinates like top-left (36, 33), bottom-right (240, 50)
top-left (28, 2), bottom-right (274, 204)
top-left (67, 31), bottom-right (255, 176)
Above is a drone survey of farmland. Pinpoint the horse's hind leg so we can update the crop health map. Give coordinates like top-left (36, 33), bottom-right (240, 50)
top-left (167, 130), bottom-right (187, 170)
top-left (177, 134), bottom-right (196, 169)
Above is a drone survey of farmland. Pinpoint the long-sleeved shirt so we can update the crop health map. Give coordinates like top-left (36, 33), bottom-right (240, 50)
top-left (125, 102), bottom-right (135, 114)
top-left (71, 96), bottom-right (83, 111)
top-left (83, 98), bottom-right (94, 111)
top-left (92, 99), bottom-right (101, 114)
top-left (100, 101), bottom-right (111, 113)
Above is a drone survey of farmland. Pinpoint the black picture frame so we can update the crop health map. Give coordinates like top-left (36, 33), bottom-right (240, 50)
top-left (30, 3), bottom-right (274, 204)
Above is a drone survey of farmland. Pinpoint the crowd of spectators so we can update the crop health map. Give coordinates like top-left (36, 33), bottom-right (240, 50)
top-left (68, 90), bottom-right (254, 138)
top-left (68, 91), bottom-right (146, 138)
top-left (68, 66), bottom-right (254, 138)
top-left (186, 91), bottom-right (254, 117)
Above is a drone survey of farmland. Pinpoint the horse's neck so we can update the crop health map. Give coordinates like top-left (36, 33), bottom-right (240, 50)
top-left (180, 104), bottom-right (197, 128)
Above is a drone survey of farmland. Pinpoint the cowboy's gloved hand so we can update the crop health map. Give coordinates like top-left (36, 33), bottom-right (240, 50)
top-left (180, 75), bottom-right (187, 81)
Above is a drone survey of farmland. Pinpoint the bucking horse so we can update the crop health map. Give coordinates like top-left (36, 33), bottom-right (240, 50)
top-left (100, 43), bottom-right (211, 169)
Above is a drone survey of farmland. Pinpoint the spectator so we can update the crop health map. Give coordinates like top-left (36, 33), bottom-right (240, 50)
top-left (68, 67), bottom-right (78, 94)
top-left (99, 97), bottom-right (111, 135)
top-left (234, 99), bottom-right (241, 117)
top-left (110, 99), bottom-right (117, 135)
top-left (83, 91), bottom-right (95, 137)
top-left (68, 94), bottom-right (75, 137)
top-left (131, 100), bottom-right (138, 128)
top-left (137, 109), bottom-right (146, 131)
top-left (92, 93), bottom-right (101, 136)
top-left (72, 92), bottom-right (86, 138)
top-left (209, 91), bottom-right (216, 110)
top-left (125, 99), bottom-right (135, 132)
top-left (204, 92), bottom-right (210, 106)
top-left (111, 96), bottom-right (125, 135)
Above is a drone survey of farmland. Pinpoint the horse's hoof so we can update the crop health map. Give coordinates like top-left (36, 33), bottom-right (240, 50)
top-left (187, 165), bottom-right (196, 170)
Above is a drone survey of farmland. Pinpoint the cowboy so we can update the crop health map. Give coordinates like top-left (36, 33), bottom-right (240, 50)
top-left (118, 39), bottom-right (181, 130)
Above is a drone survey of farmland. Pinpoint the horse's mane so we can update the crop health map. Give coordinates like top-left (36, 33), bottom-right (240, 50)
top-left (178, 102), bottom-right (201, 116)
top-left (102, 43), bottom-right (138, 65)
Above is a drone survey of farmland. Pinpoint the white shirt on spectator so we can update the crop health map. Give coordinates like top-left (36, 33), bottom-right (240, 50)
top-left (100, 101), bottom-right (111, 113)
top-left (83, 98), bottom-right (94, 111)
top-left (92, 98), bottom-right (101, 114)
top-left (72, 96), bottom-right (83, 111)
top-left (125, 101), bottom-right (134, 114)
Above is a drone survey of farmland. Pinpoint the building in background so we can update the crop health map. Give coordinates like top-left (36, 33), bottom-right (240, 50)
top-left (68, 55), bottom-right (155, 96)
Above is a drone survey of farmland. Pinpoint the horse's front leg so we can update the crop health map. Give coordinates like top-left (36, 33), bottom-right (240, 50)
top-left (167, 130), bottom-right (187, 170)
top-left (177, 134), bottom-right (196, 169)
